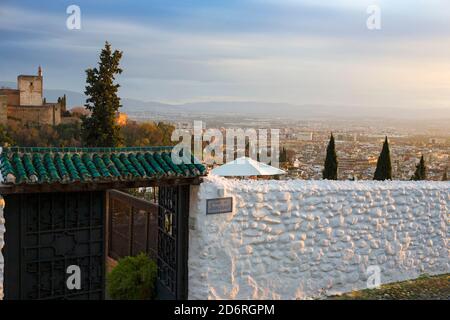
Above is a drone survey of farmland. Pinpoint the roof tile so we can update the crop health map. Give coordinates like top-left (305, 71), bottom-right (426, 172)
top-left (0, 147), bottom-right (206, 185)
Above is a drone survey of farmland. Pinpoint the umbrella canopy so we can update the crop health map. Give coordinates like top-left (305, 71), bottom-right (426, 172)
top-left (210, 157), bottom-right (286, 177)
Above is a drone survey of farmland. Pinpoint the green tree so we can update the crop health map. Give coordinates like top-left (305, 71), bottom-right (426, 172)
top-left (323, 133), bottom-right (338, 180)
top-left (442, 167), bottom-right (448, 181)
top-left (0, 125), bottom-right (14, 147)
top-left (82, 41), bottom-right (123, 147)
top-left (279, 147), bottom-right (287, 163)
top-left (107, 253), bottom-right (157, 300)
top-left (156, 122), bottom-right (176, 145)
top-left (374, 136), bottom-right (392, 181)
top-left (411, 155), bottom-right (426, 181)
top-left (121, 121), bottom-right (175, 147)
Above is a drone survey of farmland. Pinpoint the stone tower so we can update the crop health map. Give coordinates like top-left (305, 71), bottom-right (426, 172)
top-left (18, 66), bottom-right (43, 106)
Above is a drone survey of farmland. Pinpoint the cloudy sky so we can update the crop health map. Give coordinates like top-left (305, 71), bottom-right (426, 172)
top-left (1, 0), bottom-right (450, 109)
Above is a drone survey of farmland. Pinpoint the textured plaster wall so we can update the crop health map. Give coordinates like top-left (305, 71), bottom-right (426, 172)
top-left (0, 195), bottom-right (5, 300)
top-left (188, 177), bottom-right (449, 299)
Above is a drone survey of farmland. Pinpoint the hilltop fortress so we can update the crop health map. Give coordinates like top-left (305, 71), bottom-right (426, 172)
top-left (0, 67), bottom-right (66, 126)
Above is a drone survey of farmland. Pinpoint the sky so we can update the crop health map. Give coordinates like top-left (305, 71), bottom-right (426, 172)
top-left (1, 0), bottom-right (450, 109)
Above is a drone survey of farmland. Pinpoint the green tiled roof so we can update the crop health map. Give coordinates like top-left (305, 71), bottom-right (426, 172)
top-left (0, 147), bottom-right (206, 185)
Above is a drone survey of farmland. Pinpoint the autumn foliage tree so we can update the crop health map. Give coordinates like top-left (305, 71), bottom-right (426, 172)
top-left (6, 121), bottom-right (81, 147)
top-left (121, 122), bottom-right (175, 147)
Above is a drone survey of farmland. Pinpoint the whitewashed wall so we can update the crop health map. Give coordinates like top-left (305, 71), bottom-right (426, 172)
top-left (0, 195), bottom-right (5, 300)
top-left (188, 177), bottom-right (449, 299)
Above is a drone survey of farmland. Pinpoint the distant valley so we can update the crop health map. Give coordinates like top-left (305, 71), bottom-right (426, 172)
top-left (1, 81), bottom-right (449, 121)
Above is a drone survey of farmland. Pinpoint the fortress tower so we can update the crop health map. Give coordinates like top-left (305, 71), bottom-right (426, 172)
top-left (0, 66), bottom-right (63, 126)
top-left (17, 66), bottom-right (44, 106)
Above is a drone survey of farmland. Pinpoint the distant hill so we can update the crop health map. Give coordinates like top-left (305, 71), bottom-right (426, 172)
top-left (0, 81), bottom-right (16, 89)
top-left (121, 100), bottom-right (450, 120)
top-left (1, 81), bottom-right (449, 120)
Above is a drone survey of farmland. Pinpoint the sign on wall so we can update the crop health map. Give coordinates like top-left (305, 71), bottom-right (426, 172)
top-left (206, 197), bottom-right (233, 215)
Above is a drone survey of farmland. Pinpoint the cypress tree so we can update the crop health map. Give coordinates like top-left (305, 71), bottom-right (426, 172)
top-left (442, 167), bottom-right (448, 181)
top-left (411, 155), bottom-right (426, 181)
top-left (374, 136), bottom-right (392, 181)
top-left (323, 133), bottom-right (338, 180)
top-left (82, 41), bottom-right (123, 147)
top-left (279, 147), bottom-right (287, 163)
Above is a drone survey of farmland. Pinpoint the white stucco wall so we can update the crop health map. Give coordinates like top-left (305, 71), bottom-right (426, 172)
top-left (0, 195), bottom-right (5, 300)
top-left (188, 177), bottom-right (449, 299)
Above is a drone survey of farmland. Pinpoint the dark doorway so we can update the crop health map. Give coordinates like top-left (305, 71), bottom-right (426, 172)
top-left (3, 191), bottom-right (105, 300)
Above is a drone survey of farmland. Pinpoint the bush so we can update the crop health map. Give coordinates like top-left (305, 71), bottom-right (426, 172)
top-left (107, 253), bottom-right (157, 300)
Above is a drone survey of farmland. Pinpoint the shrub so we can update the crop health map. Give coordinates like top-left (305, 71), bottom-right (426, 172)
top-left (107, 253), bottom-right (157, 300)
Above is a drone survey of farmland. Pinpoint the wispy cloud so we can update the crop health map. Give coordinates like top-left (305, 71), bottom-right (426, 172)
top-left (0, 1), bottom-right (450, 108)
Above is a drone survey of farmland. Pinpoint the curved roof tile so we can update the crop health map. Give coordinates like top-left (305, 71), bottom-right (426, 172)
top-left (0, 146), bottom-right (206, 185)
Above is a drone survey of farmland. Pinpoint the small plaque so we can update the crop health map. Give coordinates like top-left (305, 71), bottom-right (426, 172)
top-left (206, 197), bottom-right (233, 215)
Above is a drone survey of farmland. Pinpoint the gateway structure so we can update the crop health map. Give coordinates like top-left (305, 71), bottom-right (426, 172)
top-left (0, 146), bottom-right (206, 300)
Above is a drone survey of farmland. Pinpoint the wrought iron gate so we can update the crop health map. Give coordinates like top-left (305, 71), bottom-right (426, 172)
top-left (3, 192), bottom-right (105, 300)
top-left (108, 189), bottom-right (158, 261)
top-left (157, 185), bottom-right (189, 300)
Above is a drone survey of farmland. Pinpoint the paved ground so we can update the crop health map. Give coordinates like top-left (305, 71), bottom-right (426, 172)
top-left (327, 274), bottom-right (450, 300)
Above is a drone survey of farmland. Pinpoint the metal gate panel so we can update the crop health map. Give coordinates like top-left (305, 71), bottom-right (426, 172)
top-left (157, 185), bottom-right (189, 300)
top-left (3, 191), bottom-right (105, 300)
top-left (107, 189), bottom-right (158, 261)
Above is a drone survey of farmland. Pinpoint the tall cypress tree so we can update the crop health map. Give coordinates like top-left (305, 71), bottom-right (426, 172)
top-left (442, 167), bottom-right (448, 181)
top-left (279, 147), bottom-right (287, 163)
top-left (82, 41), bottom-right (123, 147)
top-left (411, 155), bottom-right (426, 180)
top-left (374, 136), bottom-right (392, 181)
top-left (323, 133), bottom-right (338, 180)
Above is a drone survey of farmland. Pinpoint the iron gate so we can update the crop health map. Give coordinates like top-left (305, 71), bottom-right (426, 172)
top-left (108, 189), bottom-right (158, 261)
top-left (3, 191), bottom-right (105, 300)
top-left (157, 185), bottom-right (189, 300)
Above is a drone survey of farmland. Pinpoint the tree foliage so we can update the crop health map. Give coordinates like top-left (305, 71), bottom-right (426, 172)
top-left (121, 122), bottom-right (175, 146)
top-left (411, 155), bottom-right (426, 181)
top-left (107, 253), bottom-right (157, 300)
top-left (6, 121), bottom-right (81, 147)
top-left (374, 136), bottom-right (392, 181)
top-left (323, 133), bottom-right (338, 180)
top-left (82, 41), bottom-right (123, 147)
top-left (0, 124), bottom-right (15, 147)
top-left (279, 147), bottom-right (288, 163)
top-left (4, 119), bottom-right (174, 148)
top-left (442, 167), bottom-right (448, 181)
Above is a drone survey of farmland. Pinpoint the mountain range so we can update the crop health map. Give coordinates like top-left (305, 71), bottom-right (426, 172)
top-left (1, 81), bottom-right (449, 120)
